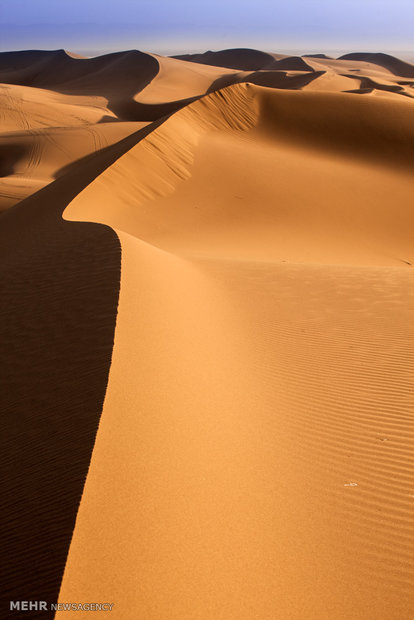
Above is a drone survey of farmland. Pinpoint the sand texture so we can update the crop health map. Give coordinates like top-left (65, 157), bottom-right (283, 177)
top-left (1, 48), bottom-right (414, 619)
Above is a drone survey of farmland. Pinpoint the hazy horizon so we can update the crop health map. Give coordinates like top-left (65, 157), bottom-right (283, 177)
top-left (2, 47), bottom-right (414, 64)
top-left (1, 0), bottom-right (413, 57)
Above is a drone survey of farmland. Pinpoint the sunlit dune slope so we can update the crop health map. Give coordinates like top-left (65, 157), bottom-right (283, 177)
top-left (61, 57), bottom-right (414, 619)
top-left (65, 82), bottom-right (414, 266)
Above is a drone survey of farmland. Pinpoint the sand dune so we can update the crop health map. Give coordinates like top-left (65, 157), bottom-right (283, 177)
top-left (0, 121), bottom-right (148, 210)
top-left (65, 83), bottom-right (414, 266)
top-left (174, 48), bottom-right (316, 72)
top-left (0, 49), bottom-right (158, 98)
top-left (339, 52), bottom-right (414, 78)
top-left (2, 48), bottom-right (414, 619)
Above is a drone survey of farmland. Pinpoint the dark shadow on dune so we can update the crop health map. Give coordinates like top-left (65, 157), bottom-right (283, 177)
top-left (342, 75), bottom-right (414, 99)
top-left (53, 119), bottom-right (166, 179)
top-left (258, 89), bottom-right (414, 172)
top-left (174, 48), bottom-right (315, 73)
top-left (205, 73), bottom-right (243, 93)
top-left (270, 56), bottom-right (315, 72)
top-left (108, 94), bottom-right (199, 122)
top-left (358, 76), bottom-right (404, 93)
top-left (173, 48), bottom-right (276, 70)
top-left (244, 70), bottom-right (323, 89)
top-left (338, 52), bottom-right (414, 78)
top-left (206, 70), bottom-right (324, 94)
top-left (303, 53), bottom-right (333, 59)
top-left (344, 88), bottom-right (375, 95)
top-left (0, 143), bottom-right (27, 177)
top-left (0, 120), bottom-right (164, 618)
top-left (0, 49), bottom-right (160, 122)
top-left (98, 114), bottom-right (120, 123)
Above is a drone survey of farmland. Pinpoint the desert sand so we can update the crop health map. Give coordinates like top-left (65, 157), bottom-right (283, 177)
top-left (1, 48), bottom-right (414, 619)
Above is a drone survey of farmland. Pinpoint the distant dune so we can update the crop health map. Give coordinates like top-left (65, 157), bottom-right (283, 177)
top-left (1, 48), bottom-right (414, 620)
top-left (173, 48), bottom-right (315, 72)
top-left (339, 52), bottom-right (414, 77)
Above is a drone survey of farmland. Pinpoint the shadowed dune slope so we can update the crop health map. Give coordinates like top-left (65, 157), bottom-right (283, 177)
top-left (339, 52), bottom-right (414, 78)
top-left (304, 53), bottom-right (333, 59)
top-left (0, 50), bottom-right (160, 121)
top-left (206, 70), bottom-right (326, 94)
top-left (174, 48), bottom-right (315, 72)
top-left (0, 49), bottom-right (159, 97)
top-left (0, 121), bottom-right (149, 211)
top-left (174, 48), bottom-right (278, 70)
top-left (0, 125), bottom-right (160, 617)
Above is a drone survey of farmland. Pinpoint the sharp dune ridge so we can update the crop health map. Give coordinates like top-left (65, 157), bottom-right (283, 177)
top-left (0, 123), bottom-right (163, 618)
top-left (1, 47), bottom-right (414, 619)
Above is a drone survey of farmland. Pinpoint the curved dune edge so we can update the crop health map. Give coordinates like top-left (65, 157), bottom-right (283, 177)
top-left (65, 83), bottom-right (414, 267)
top-left (0, 121), bottom-right (149, 211)
top-left (64, 83), bottom-right (259, 221)
top-left (0, 123), bottom-right (161, 618)
top-left (58, 80), bottom-right (414, 618)
top-left (57, 238), bottom-right (414, 619)
top-left (0, 155), bottom-right (123, 617)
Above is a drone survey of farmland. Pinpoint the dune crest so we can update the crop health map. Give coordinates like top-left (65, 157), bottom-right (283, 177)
top-left (64, 83), bottom-right (258, 222)
top-left (65, 82), bottom-right (414, 268)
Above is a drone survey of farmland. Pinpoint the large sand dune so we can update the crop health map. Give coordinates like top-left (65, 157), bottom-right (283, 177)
top-left (1, 48), bottom-right (414, 619)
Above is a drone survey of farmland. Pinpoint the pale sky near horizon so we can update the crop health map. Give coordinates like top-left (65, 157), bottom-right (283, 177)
top-left (1, 0), bottom-right (413, 56)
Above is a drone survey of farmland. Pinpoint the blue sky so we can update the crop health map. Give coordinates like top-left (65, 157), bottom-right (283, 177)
top-left (1, 0), bottom-right (413, 55)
